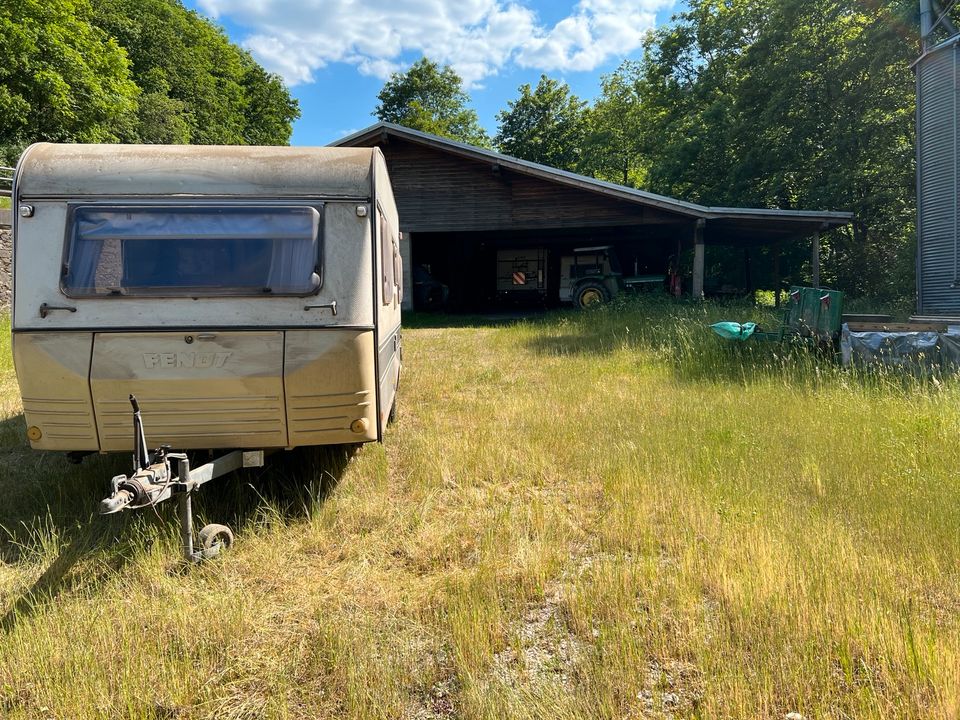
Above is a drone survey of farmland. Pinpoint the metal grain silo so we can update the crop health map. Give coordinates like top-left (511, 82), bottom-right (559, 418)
top-left (916, 1), bottom-right (960, 317)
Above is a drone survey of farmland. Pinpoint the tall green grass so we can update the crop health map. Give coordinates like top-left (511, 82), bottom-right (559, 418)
top-left (1, 301), bottom-right (959, 719)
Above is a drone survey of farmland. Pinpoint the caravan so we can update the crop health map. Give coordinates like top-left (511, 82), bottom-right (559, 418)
top-left (10, 144), bottom-right (403, 558)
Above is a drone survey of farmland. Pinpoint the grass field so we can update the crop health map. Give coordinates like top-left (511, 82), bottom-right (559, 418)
top-left (1, 300), bottom-right (959, 719)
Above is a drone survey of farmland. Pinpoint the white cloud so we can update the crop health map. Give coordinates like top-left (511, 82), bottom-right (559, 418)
top-left (196, 0), bottom-right (674, 87)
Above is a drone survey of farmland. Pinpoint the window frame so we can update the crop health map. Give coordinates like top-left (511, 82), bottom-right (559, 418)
top-left (60, 201), bottom-right (325, 299)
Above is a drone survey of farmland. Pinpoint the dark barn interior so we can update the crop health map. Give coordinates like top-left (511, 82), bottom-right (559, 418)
top-left (414, 227), bottom-right (679, 309)
top-left (334, 123), bottom-right (852, 311)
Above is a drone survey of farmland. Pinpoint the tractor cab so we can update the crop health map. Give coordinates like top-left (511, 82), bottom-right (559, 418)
top-left (558, 246), bottom-right (623, 308)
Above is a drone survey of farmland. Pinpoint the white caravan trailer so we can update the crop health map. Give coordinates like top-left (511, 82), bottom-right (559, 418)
top-left (10, 144), bottom-right (403, 559)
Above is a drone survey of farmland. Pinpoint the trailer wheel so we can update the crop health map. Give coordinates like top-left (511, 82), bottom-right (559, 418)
top-left (199, 523), bottom-right (234, 558)
top-left (388, 397), bottom-right (398, 425)
top-left (575, 282), bottom-right (610, 308)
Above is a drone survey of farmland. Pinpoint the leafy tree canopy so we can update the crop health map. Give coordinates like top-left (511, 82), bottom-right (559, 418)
top-left (375, 58), bottom-right (490, 147)
top-left (495, 75), bottom-right (587, 171)
top-left (626, 0), bottom-right (919, 302)
top-left (0, 0), bottom-right (139, 162)
top-left (0, 0), bottom-right (299, 163)
top-left (92, 0), bottom-right (299, 146)
top-left (581, 63), bottom-right (646, 187)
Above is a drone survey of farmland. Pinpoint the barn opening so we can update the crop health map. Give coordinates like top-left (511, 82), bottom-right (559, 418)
top-left (333, 123), bottom-right (852, 312)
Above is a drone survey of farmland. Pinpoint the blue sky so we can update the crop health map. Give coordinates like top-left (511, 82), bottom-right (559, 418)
top-left (182, 0), bottom-right (683, 146)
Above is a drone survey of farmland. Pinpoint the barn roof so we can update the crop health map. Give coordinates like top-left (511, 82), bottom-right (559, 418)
top-left (332, 122), bottom-right (853, 244)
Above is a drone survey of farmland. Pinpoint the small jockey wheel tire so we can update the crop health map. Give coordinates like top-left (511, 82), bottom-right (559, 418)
top-left (198, 523), bottom-right (234, 558)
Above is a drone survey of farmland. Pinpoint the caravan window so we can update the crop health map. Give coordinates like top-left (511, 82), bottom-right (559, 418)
top-left (379, 211), bottom-right (395, 305)
top-left (62, 205), bottom-right (322, 297)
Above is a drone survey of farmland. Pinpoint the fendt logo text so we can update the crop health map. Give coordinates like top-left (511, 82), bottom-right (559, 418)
top-left (143, 352), bottom-right (232, 369)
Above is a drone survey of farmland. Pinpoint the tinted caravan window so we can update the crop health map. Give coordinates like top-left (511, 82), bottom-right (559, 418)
top-left (63, 206), bottom-right (321, 297)
top-left (379, 211), bottom-right (395, 305)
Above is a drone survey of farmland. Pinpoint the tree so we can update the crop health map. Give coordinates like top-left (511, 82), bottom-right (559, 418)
top-left (622, 0), bottom-right (919, 302)
top-left (240, 62), bottom-right (300, 146)
top-left (581, 63), bottom-right (646, 186)
top-left (0, 0), bottom-right (139, 163)
top-left (375, 58), bottom-right (490, 147)
top-left (727, 0), bottom-right (917, 299)
top-left (0, 0), bottom-right (298, 160)
top-left (92, 0), bottom-right (299, 145)
top-left (136, 91), bottom-right (192, 144)
top-left (494, 75), bottom-right (587, 171)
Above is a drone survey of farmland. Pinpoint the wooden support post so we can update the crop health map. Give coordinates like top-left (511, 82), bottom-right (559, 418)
top-left (692, 220), bottom-right (706, 299)
top-left (811, 230), bottom-right (821, 289)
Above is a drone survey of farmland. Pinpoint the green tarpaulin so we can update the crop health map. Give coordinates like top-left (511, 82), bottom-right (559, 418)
top-left (710, 322), bottom-right (758, 341)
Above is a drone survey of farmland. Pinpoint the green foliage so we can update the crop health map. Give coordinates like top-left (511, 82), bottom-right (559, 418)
top-left (626, 0), bottom-right (919, 303)
top-left (375, 58), bottom-right (490, 147)
top-left (136, 92), bottom-right (192, 144)
top-left (91, 0), bottom-right (299, 145)
top-left (581, 63), bottom-right (647, 187)
top-left (0, 0), bottom-right (298, 160)
top-left (240, 62), bottom-right (301, 146)
top-left (0, 0), bottom-right (139, 163)
top-left (494, 75), bottom-right (587, 170)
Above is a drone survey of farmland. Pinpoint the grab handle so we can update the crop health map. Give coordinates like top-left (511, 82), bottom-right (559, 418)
top-left (304, 300), bottom-right (337, 316)
top-left (39, 303), bottom-right (77, 318)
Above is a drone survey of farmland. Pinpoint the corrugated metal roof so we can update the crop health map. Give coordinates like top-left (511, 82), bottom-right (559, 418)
top-left (332, 122), bottom-right (854, 229)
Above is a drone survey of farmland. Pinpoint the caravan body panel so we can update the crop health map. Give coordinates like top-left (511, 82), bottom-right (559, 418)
top-left (285, 329), bottom-right (378, 446)
top-left (13, 332), bottom-right (98, 450)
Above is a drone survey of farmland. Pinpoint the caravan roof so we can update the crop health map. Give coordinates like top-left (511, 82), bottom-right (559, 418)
top-left (16, 144), bottom-right (377, 199)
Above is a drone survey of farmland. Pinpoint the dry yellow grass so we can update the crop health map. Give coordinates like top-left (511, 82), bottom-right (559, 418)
top-left (1, 302), bottom-right (959, 719)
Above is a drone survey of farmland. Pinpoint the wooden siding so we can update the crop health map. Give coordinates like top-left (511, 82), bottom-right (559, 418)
top-left (377, 139), bottom-right (688, 233)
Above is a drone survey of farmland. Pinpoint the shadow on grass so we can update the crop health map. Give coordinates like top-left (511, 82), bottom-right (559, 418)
top-left (0, 415), bottom-right (142, 631)
top-left (0, 533), bottom-right (115, 632)
top-left (0, 411), bottom-right (25, 449)
top-left (666, 338), bottom-right (840, 386)
top-left (0, 412), bottom-right (129, 563)
top-left (195, 443), bottom-right (355, 530)
top-left (0, 410), bottom-right (356, 631)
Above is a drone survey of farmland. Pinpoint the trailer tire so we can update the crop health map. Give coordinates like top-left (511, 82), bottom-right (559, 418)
top-left (199, 523), bottom-right (234, 557)
top-left (575, 282), bottom-right (611, 308)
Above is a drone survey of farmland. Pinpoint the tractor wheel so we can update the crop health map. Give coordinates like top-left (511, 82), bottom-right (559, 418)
top-left (198, 523), bottom-right (234, 558)
top-left (575, 281), bottom-right (611, 308)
